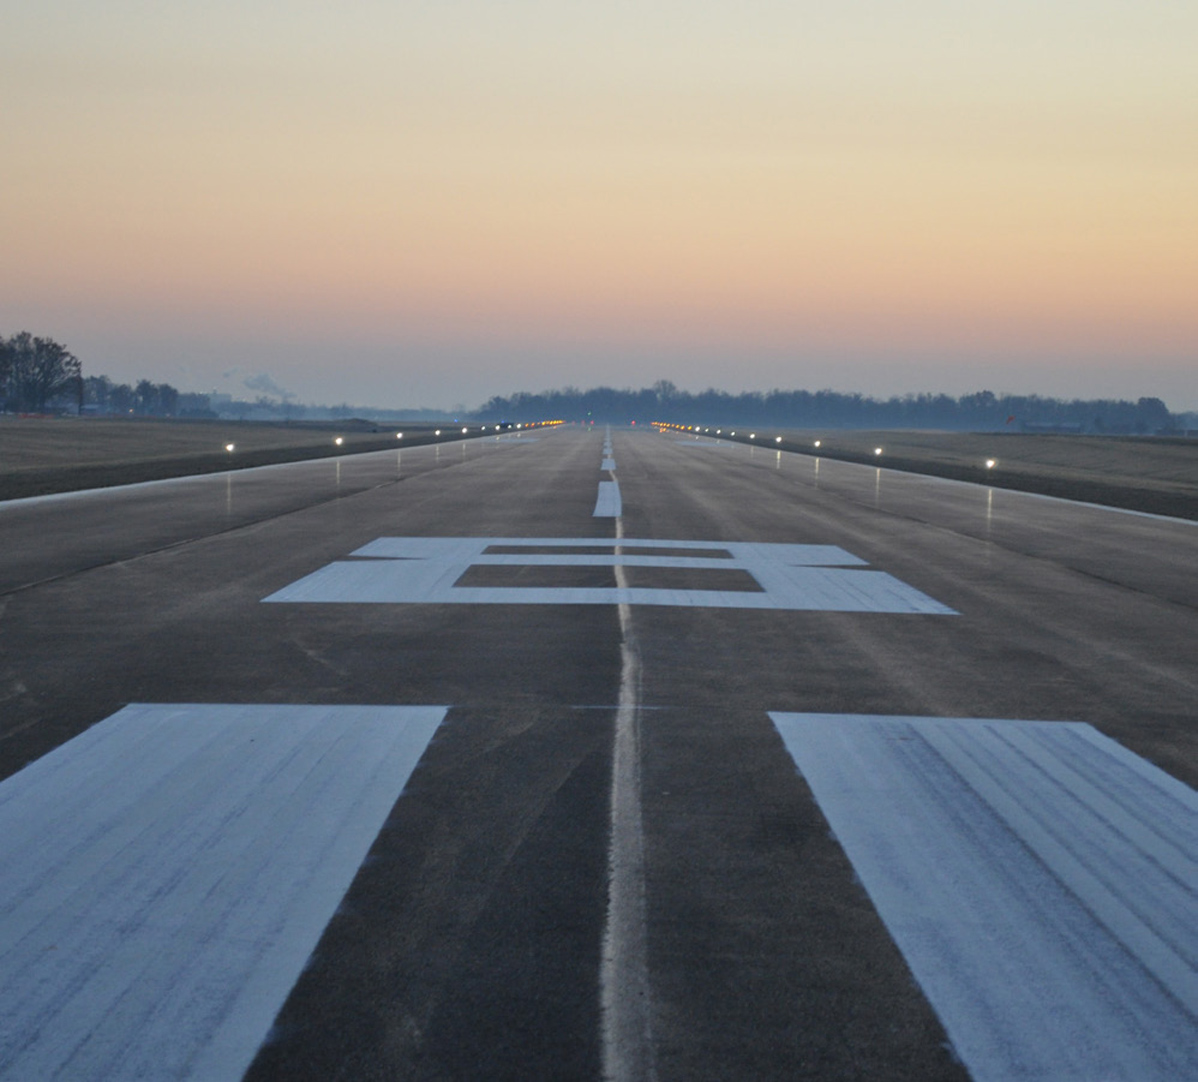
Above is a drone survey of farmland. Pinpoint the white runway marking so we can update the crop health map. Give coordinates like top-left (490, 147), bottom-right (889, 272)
top-left (602, 523), bottom-right (656, 1082)
top-left (264, 537), bottom-right (952, 612)
top-left (0, 703), bottom-right (446, 1082)
top-left (355, 536), bottom-right (864, 563)
top-left (770, 713), bottom-right (1198, 1082)
top-left (594, 480), bottom-right (622, 517)
top-left (601, 457), bottom-right (617, 470)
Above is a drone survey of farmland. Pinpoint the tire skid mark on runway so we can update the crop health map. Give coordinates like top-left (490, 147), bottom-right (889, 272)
top-left (601, 513), bottom-right (657, 1082)
top-left (0, 703), bottom-right (446, 1082)
top-left (772, 713), bottom-right (1198, 1082)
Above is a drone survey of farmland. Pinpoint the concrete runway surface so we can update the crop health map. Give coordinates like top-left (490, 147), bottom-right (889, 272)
top-left (0, 426), bottom-right (1195, 1081)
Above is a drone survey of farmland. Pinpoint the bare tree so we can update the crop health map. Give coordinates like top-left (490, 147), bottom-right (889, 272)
top-left (0, 336), bottom-right (11, 405)
top-left (135, 378), bottom-right (158, 414)
top-left (2, 332), bottom-right (81, 413)
top-left (109, 383), bottom-right (136, 413)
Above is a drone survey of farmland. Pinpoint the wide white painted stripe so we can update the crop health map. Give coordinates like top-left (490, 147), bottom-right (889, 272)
top-left (601, 457), bottom-right (617, 470)
top-left (264, 536), bottom-right (953, 613)
top-left (0, 703), bottom-right (447, 1082)
top-left (770, 713), bottom-right (1198, 1082)
top-left (267, 564), bottom-right (947, 611)
top-left (353, 537), bottom-right (863, 563)
top-left (468, 555), bottom-right (747, 568)
top-left (594, 480), bottom-right (622, 517)
top-left (264, 536), bottom-right (950, 612)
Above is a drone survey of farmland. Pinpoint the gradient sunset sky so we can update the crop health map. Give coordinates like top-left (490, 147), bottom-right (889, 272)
top-left (4, 2), bottom-right (1196, 409)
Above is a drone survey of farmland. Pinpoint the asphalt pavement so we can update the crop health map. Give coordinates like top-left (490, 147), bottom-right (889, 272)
top-left (0, 426), bottom-right (1195, 1081)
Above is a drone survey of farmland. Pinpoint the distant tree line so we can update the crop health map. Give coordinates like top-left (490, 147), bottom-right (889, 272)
top-left (81, 375), bottom-right (215, 417)
top-left (475, 380), bottom-right (1179, 434)
top-left (0, 330), bottom-right (217, 417)
top-left (0, 332), bottom-right (82, 413)
top-left (4, 330), bottom-right (1183, 434)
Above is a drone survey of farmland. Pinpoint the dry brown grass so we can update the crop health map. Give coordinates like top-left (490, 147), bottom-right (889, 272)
top-left (784, 430), bottom-right (1198, 492)
top-left (688, 426), bottom-right (1198, 520)
top-left (0, 416), bottom-right (417, 471)
top-left (3, 418), bottom-right (1195, 517)
top-left (0, 416), bottom-right (454, 500)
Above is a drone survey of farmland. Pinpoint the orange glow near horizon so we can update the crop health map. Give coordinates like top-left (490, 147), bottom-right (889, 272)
top-left (2, 3), bottom-right (1196, 406)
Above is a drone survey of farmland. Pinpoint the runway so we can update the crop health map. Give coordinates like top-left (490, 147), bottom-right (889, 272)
top-left (1, 425), bottom-right (1195, 1080)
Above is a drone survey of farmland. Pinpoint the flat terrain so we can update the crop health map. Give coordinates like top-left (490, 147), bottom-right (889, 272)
top-left (790, 428), bottom-right (1196, 489)
top-left (4, 416), bottom-right (1195, 518)
top-left (675, 425), bottom-right (1198, 519)
top-left (0, 416), bottom-right (503, 500)
top-left (0, 416), bottom-right (419, 468)
top-left (0, 426), bottom-right (1195, 1080)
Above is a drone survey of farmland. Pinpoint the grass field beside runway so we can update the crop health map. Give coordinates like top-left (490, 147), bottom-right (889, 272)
top-left (673, 426), bottom-right (1198, 519)
top-left (3, 415), bottom-right (1196, 517)
top-left (0, 416), bottom-right (500, 500)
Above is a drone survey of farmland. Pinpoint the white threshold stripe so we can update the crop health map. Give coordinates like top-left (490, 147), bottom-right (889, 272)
top-left (353, 537), bottom-right (863, 561)
top-left (266, 537), bottom-right (954, 613)
top-left (0, 703), bottom-right (447, 1082)
top-left (593, 480), bottom-right (622, 517)
top-left (468, 554), bottom-right (755, 568)
top-left (770, 713), bottom-right (1198, 1082)
top-left (267, 570), bottom-right (949, 613)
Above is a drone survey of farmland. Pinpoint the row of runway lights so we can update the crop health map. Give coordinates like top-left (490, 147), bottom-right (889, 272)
top-left (652, 422), bottom-right (999, 471)
top-left (221, 420), bottom-right (564, 454)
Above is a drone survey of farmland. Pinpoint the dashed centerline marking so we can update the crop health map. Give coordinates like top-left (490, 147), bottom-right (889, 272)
top-left (263, 537), bottom-right (954, 613)
top-left (0, 703), bottom-right (446, 1082)
top-left (594, 480), bottom-right (622, 517)
top-left (771, 712), bottom-right (1198, 1082)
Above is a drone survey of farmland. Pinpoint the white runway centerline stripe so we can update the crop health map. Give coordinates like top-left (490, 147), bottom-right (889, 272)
top-left (0, 702), bottom-right (447, 1082)
top-left (594, 480), bottom-right (622, 517)
top-left (770, 713), bottom-right (1198, 1082)
top-left (264, 536), bottom-right (952, 613)
top-left (601, 457), bottom-right (616, 470)
top-left (602, 523), bottom-right (656, 1082)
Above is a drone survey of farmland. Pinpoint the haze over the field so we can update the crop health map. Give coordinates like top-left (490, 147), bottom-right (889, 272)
top-left (3, 2), bottom-right (1196, 409)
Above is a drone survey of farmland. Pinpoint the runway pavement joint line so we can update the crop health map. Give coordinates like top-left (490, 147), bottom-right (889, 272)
top-left (601, 519), bottom-right (657, 1082)
top-left (770, 712), bottom-right (1198, 1082)
top-left (0, 702), bottom-right (447, 1082)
